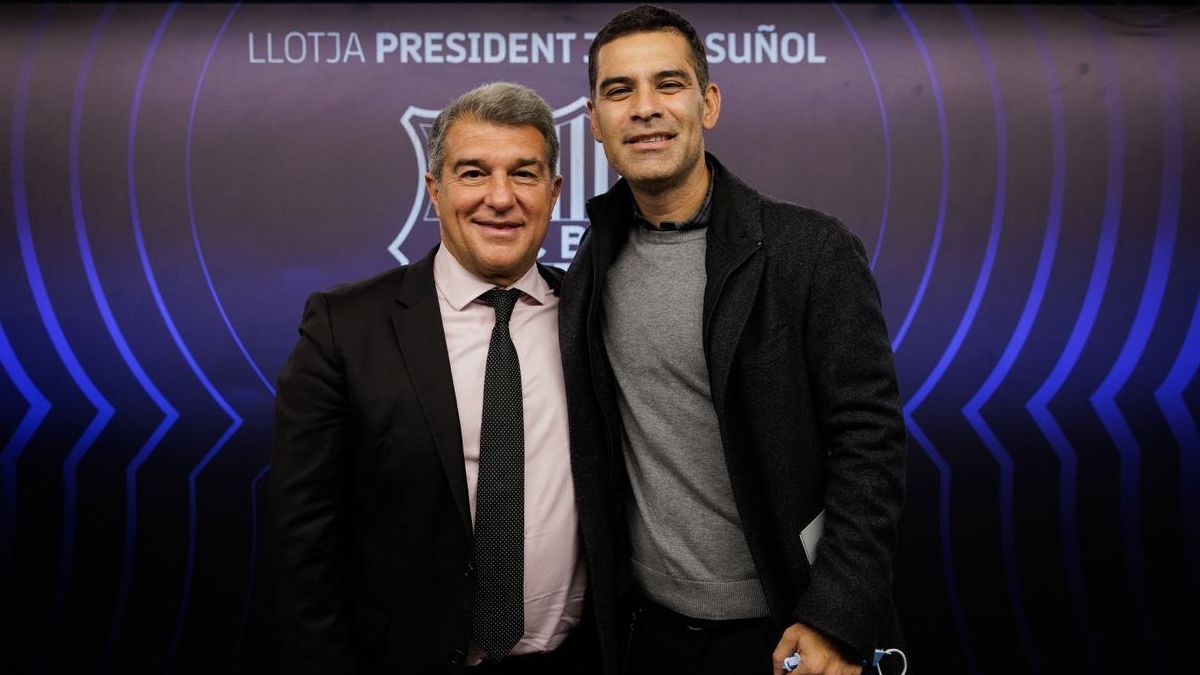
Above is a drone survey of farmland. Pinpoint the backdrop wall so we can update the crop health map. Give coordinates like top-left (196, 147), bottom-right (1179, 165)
top-left (1, 3), bottom-right (1197, 673)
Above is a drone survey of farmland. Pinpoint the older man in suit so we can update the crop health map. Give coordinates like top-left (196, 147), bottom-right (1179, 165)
top-left (272, 82), bottom-right (597, 675)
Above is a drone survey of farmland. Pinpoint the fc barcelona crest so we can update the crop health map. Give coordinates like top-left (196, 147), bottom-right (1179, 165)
top-left (388, 97), bottom-right (615, 267)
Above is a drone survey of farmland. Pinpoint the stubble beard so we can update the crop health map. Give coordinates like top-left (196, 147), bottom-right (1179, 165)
top-left (621, 150), bottom-right (701, 197)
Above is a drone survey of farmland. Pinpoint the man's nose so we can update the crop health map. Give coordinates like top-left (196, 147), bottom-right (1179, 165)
top-left (630, 87), bottom-right (662, 121)
top-left (484, 175), bottom-right (516, 210)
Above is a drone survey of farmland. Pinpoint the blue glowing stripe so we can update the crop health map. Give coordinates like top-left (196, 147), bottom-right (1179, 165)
top-left (178, 6), bottom-right (273, 670)
top-left (889, 2), bottom-right (949, 354)
top-left (185, 3), bottom-right (274, 397)
top-left (73, 3), bottom-right (176, 448)
top-left (9, 9), bottom-right (117, 665)
top-left (1025, 9), bottom-right (1127, 668)
top-left (902, 418), bottom-right (974, 672)
top-left (67, 6), bottom-right (182, 670)
top-left (1156, 296), bottom-right (1200, 449)
top-left (933, 6), bottom-right (1044, 671)
top-left (890, 4), bottom-right (976, 672)
top-left (171, 5), bottom-right (262, 670)
top-left (964, 9), bottom-right (1099, 669)
top-left (105, 3), bottom-right (245, 670)
top-left (1155, 292), bottom-right (1200, 618)
top-left (0, 320), bottom-right (51, 605)
top-left (126, 2), bottom-right (244, 666)
top-left (97, 413), bottom-right (177, 674)
top-left (1155, 299), bottom-right (1200, 455)
top-left (1087, 31), bottom-right (1181, 667)
top-left (0, 9), bottom-right (54, 610)
top-left (230, 462), bottom-right (270, 673)
top-left (831, 3), bottom-right (893, 272)
top-left (0, 323), bottom-right (50, 456)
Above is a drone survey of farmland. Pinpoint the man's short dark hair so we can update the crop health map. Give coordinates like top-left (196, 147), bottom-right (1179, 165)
top-left (588, 5), bottom-right (709, 97)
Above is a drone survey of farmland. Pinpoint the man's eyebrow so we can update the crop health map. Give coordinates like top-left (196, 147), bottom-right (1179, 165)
top-left (452, 158), bottom-right (485, 171)
top-left (654, 69), bottom-right (692, 82)
top-left (451, 158), bottom-right (545, 171)
top-left (598, 70), bottom-right (693, 91)
top-left (598, 75), bottom-right (634, 91)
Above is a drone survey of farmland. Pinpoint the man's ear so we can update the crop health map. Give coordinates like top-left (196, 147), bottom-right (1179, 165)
top-left (424, 172), bottom-right (441, 218)
top-left (551, 174), bottom-right (563, 204)
top-left (702, 82), bottom-right (722, 131)
top-left (587, 98), bottom-right (602, 142)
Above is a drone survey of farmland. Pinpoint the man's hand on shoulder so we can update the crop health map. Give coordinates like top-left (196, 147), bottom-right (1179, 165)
top-left (772, 622), bottom-right (863, 675)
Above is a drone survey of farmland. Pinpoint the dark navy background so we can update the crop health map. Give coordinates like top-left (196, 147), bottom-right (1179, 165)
top-left (1, 3), bottom-right (1198, 673)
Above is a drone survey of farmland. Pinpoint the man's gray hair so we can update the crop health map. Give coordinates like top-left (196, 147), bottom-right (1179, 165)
top-left (426, 82), bottom-right (559, 181)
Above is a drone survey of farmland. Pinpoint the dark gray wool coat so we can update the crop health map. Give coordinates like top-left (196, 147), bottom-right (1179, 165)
top-left (559, 153), bottom-right (907, 671)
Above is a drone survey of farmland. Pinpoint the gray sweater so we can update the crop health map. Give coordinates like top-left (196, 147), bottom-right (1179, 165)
top-left (601, 225), bottom-right (768, 620)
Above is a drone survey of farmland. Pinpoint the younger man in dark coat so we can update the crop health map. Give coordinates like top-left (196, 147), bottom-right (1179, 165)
top-left (559, 6), bottom-right (907, 674)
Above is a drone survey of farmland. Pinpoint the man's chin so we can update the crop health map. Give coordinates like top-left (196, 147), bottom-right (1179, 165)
top-left (623, 168), bottom-right (686, 195)
top-left (616, 155), bottom-right (693, 193)
top-left (477, 252), bottom-right (536, 283)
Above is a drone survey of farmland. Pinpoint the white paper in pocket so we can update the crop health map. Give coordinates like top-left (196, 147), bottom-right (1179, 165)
top-left (799, 510), bottom-right (826, 565)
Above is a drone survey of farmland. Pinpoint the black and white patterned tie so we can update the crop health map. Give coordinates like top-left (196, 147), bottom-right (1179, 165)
top-left (471, 288), bottom-right (525, 659)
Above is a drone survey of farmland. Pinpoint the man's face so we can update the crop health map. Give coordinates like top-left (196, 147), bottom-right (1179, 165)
top-left (426, 119), bottom-right (561, 287)
top-left (588, 30), bottom-right (720, 193)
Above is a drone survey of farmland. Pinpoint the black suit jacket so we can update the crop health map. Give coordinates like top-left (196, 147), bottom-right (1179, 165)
top-left (271, 247), bottom-right (566, 674)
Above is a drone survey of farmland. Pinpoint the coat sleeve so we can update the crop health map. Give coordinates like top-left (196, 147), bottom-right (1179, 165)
top-left (792, 224), bottom-right (907, 659)
top-left (270, 292), bottom-right (358, 673)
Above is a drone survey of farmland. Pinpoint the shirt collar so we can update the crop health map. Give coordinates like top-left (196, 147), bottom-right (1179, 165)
top-left (433, 245), bottom-right (550, 311)
top-left (632, 159), bottom-right (716, 232)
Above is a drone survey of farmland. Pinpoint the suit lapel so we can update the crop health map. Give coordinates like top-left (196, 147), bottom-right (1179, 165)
top-left (391, 250), bottom-right (472, 537)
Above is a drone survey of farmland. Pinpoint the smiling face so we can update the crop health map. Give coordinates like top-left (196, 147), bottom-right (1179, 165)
top-left (588, 30), bottom-right (721, 195)
top-left (425, 118), bottom-right (562, 287)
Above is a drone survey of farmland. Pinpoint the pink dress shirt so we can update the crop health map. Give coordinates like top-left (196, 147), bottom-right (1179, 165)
top-left (433, 245), bottom-right (586, 662)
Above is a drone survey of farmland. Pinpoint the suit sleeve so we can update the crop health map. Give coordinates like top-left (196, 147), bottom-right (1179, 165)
top-left (792, 224), bottom-right (907, 659)
top-left (271, 292), bottom-right (358, 673)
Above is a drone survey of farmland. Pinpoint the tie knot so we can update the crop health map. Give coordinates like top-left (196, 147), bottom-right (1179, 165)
top-left (479, 288), bottom-right (522, 324)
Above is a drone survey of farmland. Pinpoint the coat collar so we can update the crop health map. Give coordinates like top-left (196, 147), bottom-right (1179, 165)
top-left (585, 152), bottom-right (763, 250)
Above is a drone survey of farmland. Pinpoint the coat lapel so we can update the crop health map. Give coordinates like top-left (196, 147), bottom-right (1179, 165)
top-left (703, 158), bottom-right (766, 416)
top-left (705, 249), bottom-right (764, 417)
top-left (391, 250), bottom-right (472, 537)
